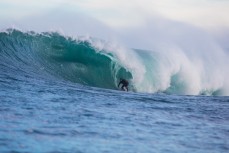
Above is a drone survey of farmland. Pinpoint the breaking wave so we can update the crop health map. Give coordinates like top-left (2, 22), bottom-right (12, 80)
top-left (0, 29), bottom-right (229, 95)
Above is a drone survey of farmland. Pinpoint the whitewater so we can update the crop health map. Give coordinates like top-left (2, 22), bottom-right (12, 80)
top-left (0, 6), bottom-right (229, 152)
top-left (1, 29), bottom-right (229, 96)
top-left (0, 28), bottom-right (229, 153)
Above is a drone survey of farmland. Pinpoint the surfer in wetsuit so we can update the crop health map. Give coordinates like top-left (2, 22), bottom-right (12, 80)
top-left (118, 78), bottom-right (129, 91)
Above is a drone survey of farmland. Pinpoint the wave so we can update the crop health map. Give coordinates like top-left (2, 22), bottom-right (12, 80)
top-left (0, 29), bottom-right (133, 90)
top-left (0, 29), bottom-right (229, 96)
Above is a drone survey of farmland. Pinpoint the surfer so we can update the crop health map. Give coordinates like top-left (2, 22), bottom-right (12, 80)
top-left (118, 78), bottom-right (129, 91)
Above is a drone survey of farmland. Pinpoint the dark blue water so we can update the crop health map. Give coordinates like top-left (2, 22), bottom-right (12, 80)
top-left (0, 30), bottom-right (229, 153)
top-left (1, 72), bottom-right (229, 153)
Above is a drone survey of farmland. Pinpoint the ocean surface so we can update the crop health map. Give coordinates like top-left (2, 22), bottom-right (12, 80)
top-left (0, 29), bottom-right (229, 153)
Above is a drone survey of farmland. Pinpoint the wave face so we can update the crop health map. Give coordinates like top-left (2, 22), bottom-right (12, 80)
top-left (0, 29), bottom-right (132, 90)
top-left (1, 29), bottom-right (229, 95)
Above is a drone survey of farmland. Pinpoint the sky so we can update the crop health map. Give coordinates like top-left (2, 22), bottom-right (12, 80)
top-left (1, 0), bottom-right (229, 50)
top-left (1, 0), bottom-right (229, 30)
top-left (71, 0), bottom-right (229, 29)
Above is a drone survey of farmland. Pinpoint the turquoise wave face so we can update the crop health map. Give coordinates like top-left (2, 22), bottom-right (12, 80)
top-left (1, 29), bottom-right (228, 95)
top-left (0, 29), bottom-right (133, 90)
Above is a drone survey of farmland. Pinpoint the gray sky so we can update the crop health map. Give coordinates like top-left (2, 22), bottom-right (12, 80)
top-left (1, 0), bottom-right (229, 51)
top-left (1, 0), bottom-right (229, 30)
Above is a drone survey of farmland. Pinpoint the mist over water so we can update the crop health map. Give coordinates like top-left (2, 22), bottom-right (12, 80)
top-left (115, 17), bottom-right (229, 95)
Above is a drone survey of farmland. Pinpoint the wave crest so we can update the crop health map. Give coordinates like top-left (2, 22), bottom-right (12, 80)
top-left (1, 29), bottom-right (229, 95)
top-left (0, 29), bottom-right (133, 90)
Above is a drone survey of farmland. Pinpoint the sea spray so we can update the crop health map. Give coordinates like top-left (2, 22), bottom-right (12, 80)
top-left (1, 29), bottom-right (229, 95)
top-left (0, 29), bottom-right (133, 90)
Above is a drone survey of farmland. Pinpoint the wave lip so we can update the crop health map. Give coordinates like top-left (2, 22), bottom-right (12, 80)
top-left (0, 29), bottom-right (133, 90)
top-left (1, 29), bottom-right (229, 96)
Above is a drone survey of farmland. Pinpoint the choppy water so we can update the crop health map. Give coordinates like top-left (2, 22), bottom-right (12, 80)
top-left (1, 77), bottom-right (229, 153)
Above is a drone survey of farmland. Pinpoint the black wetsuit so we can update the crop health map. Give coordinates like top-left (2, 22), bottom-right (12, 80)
top-left (118, 79), bottom-right (129, 91)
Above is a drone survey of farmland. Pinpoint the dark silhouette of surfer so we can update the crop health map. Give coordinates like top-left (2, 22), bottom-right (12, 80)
top-left (118, 78), bottom-right (129, 91)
